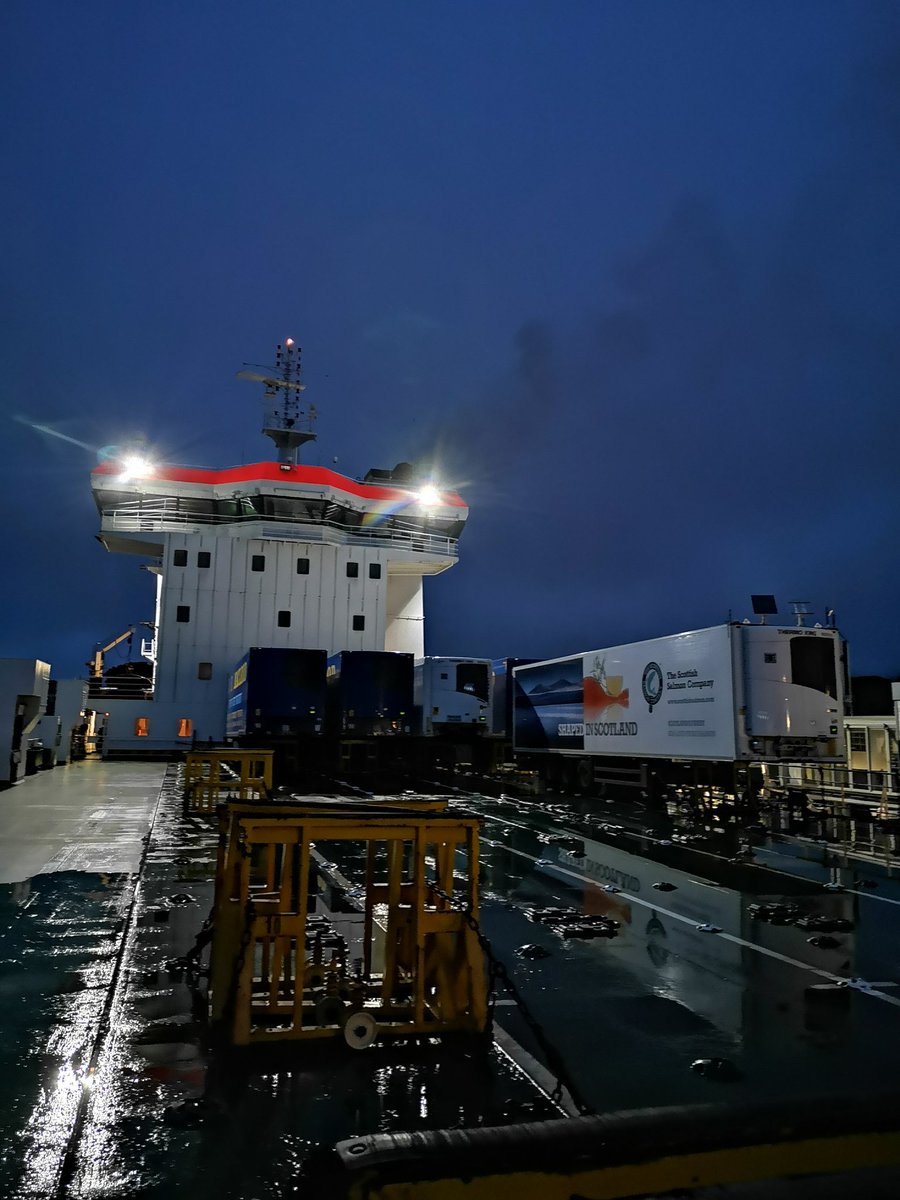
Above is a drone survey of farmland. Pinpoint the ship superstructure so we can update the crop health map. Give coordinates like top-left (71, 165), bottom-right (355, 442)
top-left (90, 340), bottom-right (467, 751)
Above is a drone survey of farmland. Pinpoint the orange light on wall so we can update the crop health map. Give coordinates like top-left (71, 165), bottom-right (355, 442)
top-left (177, 718), bottom-right (193, 738)
top-left (135, 717), bottom-right (150, 737)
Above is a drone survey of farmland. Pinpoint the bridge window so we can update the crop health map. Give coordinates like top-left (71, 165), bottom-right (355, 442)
top-left (251, 554), bottom-right (265, 572)
top-left (352, 615), bottom-right (365, 631)
top-left (296, 557), bottom-right (310, 574)
top-left (176, 605), bottom-right (190, 623)
top-left (278, 610), bottom-right (291, 628)
top-left (197, 551), bottom-right (211, 568)
top-left (173, 549), bottom-right (187, 566)
top-left (217, 496), bottom-right (257, 519)
top-left (175, 496), bottom-right (216, 518)
top-left (198, 662), bottom-right (212, 680)
top-left (346, 562), bottom-right (359, 578)
top-left (369, 562), bottom-right (382, 579)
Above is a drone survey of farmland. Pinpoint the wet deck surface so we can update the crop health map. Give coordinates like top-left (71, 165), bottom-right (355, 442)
top-left (3, 760), bottom-right (900, 1197)
top-left (0, 759), bottom-right (165, 882)
top-left (476, 794), bottom-right (900, 1114)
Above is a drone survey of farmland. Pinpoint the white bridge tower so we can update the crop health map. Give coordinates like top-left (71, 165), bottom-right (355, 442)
top-left (90, 339), bottom-right (467, 752)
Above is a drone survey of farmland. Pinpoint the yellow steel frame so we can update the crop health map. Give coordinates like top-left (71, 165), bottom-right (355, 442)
top-left (183, 749), bottom-right (273, 813)
top-left (209, 799), bottom-right (487, 1046)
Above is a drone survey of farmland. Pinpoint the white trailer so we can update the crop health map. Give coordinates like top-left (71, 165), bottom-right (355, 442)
top-left (0, 659), bottom-right (51, 784)
top-left (414, 657), bottom-right (492, 736)
top-left (513, 623), bottom-right (845, 770)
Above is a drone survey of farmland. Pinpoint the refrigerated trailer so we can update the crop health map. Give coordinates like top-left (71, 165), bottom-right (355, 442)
top-left (0, 659), bottom-right (50, 784)
top-left (414, 657), bottom-right (491, 736)
top-left (513, 623), bottom-right (846, 795)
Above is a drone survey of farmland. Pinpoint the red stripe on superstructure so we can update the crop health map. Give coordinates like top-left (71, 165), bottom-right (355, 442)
top-left (91, 461), bottom-right (467, 508)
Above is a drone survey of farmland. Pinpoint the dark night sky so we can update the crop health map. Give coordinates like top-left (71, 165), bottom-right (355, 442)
top-left (2, 2), bottom-right (900, 679)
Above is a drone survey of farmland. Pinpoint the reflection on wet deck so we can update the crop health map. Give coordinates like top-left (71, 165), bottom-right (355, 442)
top-left (2, 762), bottom-right (900, 1196)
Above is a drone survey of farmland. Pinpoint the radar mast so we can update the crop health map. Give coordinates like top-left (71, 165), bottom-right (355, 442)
top-left (237, 338), bottom-right (317, 464)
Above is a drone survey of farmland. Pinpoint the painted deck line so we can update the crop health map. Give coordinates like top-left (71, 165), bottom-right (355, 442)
top-left (843, 888), bottom-right (900, 907)
top-left (763, 831), bottom-right (900, 881)
top-left (482, 822), bottom-right (900, 1010)
top-left (492, 1024), bottom-right (580, 1117)
top-left (752, 838), bottom-right (900, 908)
top-left (656, 846), bottom-right (900, 909)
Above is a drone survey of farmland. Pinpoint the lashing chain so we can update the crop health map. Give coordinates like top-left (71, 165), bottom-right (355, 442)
top-left (431, 885), bottom-right (593, 1115)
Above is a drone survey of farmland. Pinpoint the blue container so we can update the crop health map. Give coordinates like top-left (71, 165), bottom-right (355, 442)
top-left (226, 648), bottom-right (327, 738)
top-left (326, 651), bottom-right (414, 737)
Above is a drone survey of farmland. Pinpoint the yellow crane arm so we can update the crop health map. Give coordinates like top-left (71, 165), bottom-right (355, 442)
top-left (87, 627), bottom-right (134, 680)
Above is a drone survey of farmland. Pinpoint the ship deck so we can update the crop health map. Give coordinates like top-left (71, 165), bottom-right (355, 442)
top-left (3, 759), bottom-right (900, 1197)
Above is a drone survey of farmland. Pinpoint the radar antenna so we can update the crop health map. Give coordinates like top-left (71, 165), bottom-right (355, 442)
top-left (237, 337), bottom-right (317, 464)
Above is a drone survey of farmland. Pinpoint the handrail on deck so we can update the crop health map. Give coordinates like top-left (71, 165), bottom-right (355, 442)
top-left (98, 502), bottom-right (459, 556)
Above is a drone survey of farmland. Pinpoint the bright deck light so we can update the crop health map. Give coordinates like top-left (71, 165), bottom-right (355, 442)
top-left (416, 483), bottom-right (441, 507)
top-left (120, 454), bottom-right (155, 480)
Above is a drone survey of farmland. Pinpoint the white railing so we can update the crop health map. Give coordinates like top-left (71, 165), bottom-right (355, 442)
top-left (87, 682), bottom-right (153, 701)
top-left (99, 500), bottom-right (459, 558)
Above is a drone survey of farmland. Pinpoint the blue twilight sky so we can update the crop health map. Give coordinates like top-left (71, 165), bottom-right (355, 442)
top-left (2, 1), bottom-right (900, 679)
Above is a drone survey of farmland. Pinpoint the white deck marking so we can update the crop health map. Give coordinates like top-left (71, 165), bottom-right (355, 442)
top-left (844, 888), bottom-right (900, 907)
top-left (758, 834), bottom-right (900, 908)
top-left (481, 814), bottom-right (900, 1010)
